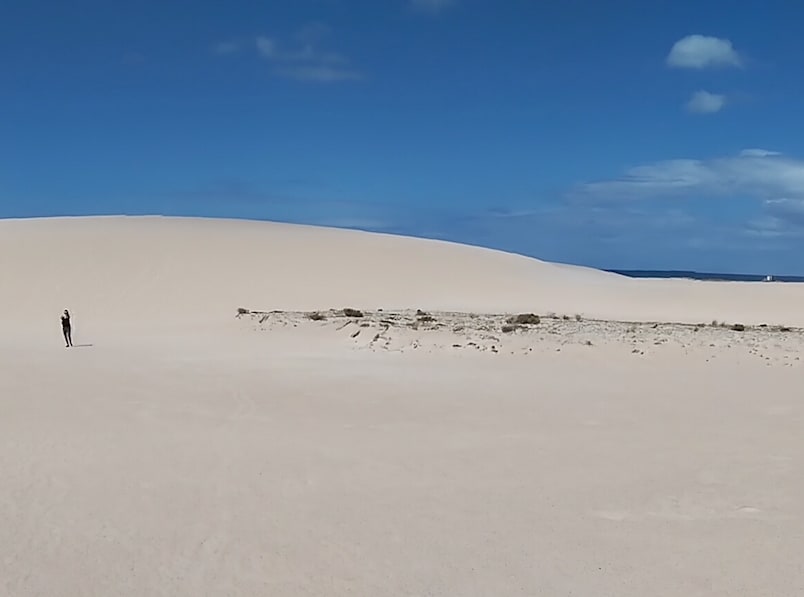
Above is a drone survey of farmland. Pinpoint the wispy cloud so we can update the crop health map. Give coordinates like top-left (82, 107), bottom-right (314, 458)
top-left (667, 35), bottom-right (742, 69)
top-left (740, 149), bottom-right (781, 158)
top-left (573, 149), bottom-right (804, 240)
top-left (254, 26), bottom-right (361, 82)
top-left (765, 198), bottom-right (804, 224)
top-left (214, 25), bottom-right (361, 82)
top-left (686, 90), bottom-right (726, 114)
top-left (748, 198), bottom-right (804, 238)
top-left (256, 35), bottom-right (347, 66)
top-left (255, 37), bottom-right (276, 59)
top-left (410, 0), bottom-right (457, 14)
top-left (577, 150), bottom-right (804, 202)
top-left (746, 200), bottom-right (804, 239)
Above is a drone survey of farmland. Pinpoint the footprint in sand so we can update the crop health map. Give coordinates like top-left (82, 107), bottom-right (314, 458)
top-left (736, 506), bottom-right (762, 515)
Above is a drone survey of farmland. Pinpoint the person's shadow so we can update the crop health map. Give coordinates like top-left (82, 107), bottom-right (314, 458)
top-left (72, 344), bottom-right (94, 348)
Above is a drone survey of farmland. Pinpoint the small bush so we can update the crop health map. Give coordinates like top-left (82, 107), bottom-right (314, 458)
top-left (307, 311), bottom-right (327, 321)
top-left (501, 324), bottom-right (519, 333)
top-left (731, 323), bottom-right (746, 332)
top-left (575, 314), bottom-right (582, 322)
top-left (237, 307), bottom-right (251, 315)
top-left (342, 308), bottom-right (364, 318)
top-left (507, 313), bottom-right (541, 325)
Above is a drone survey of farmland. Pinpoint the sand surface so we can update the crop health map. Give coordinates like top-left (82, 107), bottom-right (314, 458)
top-left (2, 216), bottom-right (804, 596)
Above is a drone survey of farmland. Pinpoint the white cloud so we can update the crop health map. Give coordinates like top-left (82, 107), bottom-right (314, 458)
top-left (667, 35), bottom-right (742, 69)
top-left (410, 0), bottom-right (457, 14)
top-left (254, 28), bottom-right (361, 83)
top-left (686, 90), bottom-right (726, 114)
top-left (578, 150), bottom-right (804, 202)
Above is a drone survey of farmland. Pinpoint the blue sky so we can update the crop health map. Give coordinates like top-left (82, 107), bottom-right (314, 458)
top-left (4, 0), bottom-right (804, 273)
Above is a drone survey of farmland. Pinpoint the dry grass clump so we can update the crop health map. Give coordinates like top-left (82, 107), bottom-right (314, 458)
top-left (342, 308), bottom-right (364, 318)
top-left (506, 313), bottom-right (541, 325)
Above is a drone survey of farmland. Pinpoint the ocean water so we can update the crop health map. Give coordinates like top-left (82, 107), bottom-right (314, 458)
top-left (609, 270), bottom-right (804, 283)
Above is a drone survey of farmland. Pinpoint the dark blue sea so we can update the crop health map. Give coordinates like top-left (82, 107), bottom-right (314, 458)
top-left (609, 270), bottom-right (804, 282)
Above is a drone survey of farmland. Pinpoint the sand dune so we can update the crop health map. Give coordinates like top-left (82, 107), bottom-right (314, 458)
top-left (3, 216), bottom-right (804, 596)
top-left (2, 216), bottom-right (804, 334)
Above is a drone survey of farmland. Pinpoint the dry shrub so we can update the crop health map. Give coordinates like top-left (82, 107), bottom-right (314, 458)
top-left (506, 313), bottom-right (541, 325)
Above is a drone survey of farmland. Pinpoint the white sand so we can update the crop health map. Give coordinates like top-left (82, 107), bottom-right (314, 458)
top-left (2, 216), bottom-right (803, 596)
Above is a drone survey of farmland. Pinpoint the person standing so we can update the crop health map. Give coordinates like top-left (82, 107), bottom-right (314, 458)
top-left (61, 309), bottom-right (73, 348)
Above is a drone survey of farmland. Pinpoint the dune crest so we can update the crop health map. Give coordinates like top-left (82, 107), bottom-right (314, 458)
top-left (2, 216), bottom-right (803, 333)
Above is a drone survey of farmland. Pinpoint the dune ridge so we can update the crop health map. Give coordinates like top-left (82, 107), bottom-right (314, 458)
top-left (2, 216), bottom-right (804, 333)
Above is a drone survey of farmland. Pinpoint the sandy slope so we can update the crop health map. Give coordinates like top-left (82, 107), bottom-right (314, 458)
top-left (3, 319), bottom-right (803, 596)
top-left (3, 216), bottom-right (804, 596)
top-left (3, 216), bottom-right (804, 333)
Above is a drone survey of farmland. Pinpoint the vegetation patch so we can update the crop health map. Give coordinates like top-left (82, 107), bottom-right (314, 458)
top-left (506, 313), bottom-right (541, 325)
